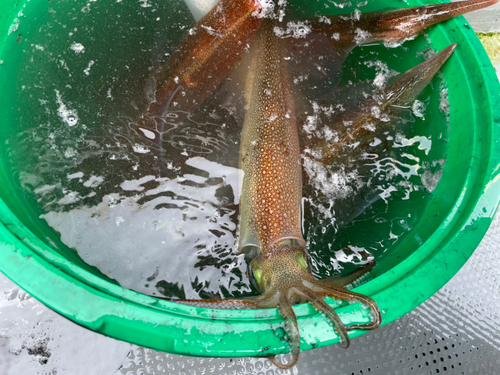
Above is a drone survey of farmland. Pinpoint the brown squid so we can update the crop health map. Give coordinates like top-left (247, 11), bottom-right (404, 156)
top-left (142, 0), bottom-right (498, 369)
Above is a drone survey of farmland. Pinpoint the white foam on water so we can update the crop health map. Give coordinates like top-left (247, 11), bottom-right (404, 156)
top-left (55, 90), bottom-right (79, 127)
top-left (70, 42), bottom-right (85, 54)
top-left (302, 154), bottom-right (363, 201)
top-left (354, 28), bottom-right (372, 45)
top-left (273, 21), bottom-right (311, 39)
top-left (83, 60), bottom-right (94, 75)
top-left (8, 18), bottom-right (20, 35)
top-left (132, 144), bottom-right (150, 154)
top-left (412, 99), bottom-right (426, 120)
top-left (420, 159), bottom-right (446, 193)
top-left (364, 60), bottom-right (399, 89)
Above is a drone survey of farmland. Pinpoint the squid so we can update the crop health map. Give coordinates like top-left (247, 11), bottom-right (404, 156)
top-left (142, 0), bottom-right (498, 369)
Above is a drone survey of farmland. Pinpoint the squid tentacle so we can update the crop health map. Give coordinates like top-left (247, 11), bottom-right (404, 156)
top-left (268, 294), bottom-right (301, 370)
top-left (295, 287), bottom-right (350, 348)
top-left (163, 298), bottom-right (261, 309)
top-left (309, 280), bottom-right (382, 331)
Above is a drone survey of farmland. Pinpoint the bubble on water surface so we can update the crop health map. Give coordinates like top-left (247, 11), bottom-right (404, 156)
top-left (412, 99), bottom-right (426, 120)
top-left (364, 60), bottom-right (399, 89)
top-left (70, 42), bottom-right (85, 54)
top-left (64, 147), bottom-right (78, 158)
top-left (132, 144), bottom-right (150, 154)
top-left (302, 154), bottom-right (363, 201)
top-left (420, 159), bottom-right (445, 193)
top-left (273, 21), bottom-right (312, 39)
top-left (354, 28), bottom-right (372, 45)
top-left (8, 18), bottom-right (20, 35)
top-left (83, 60), bottom-right (95, 75)
top-left (55, 90), bottom-right (79, 127)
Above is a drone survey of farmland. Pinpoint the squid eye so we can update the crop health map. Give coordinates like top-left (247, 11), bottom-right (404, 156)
top-left (296, 252), bottom-right (309, 270)
top-left (249, 259), bottom-right (263, 288)
top-left (253, 268), bottom-right (263, 285)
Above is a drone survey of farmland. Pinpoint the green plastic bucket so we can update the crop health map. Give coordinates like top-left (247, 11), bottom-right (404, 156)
top-left (0, 0), bottom-right (499, 359)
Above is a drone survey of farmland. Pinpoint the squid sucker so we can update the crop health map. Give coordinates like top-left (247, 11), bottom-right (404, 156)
top-left (145, 0), bottom-right (499, 370)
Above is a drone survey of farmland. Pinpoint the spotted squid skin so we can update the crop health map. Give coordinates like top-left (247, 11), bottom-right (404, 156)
top-left (239, 21), bottom-right (305, 255)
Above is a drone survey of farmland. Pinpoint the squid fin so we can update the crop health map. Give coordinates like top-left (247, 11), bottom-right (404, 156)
top-left (320, 43), bottom-right (456, 165)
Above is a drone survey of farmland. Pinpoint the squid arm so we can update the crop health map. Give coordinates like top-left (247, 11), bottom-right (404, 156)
top-left (164, 256), bottom-right (378, 369)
